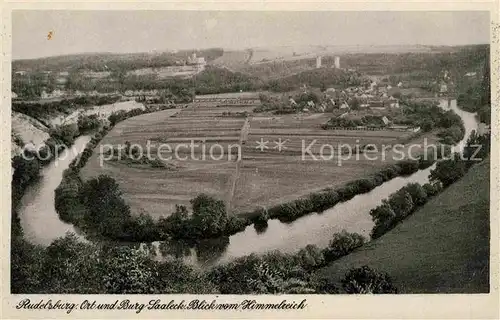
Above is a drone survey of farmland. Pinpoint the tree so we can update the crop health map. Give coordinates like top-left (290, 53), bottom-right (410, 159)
top-left (341, 266), bottom-right (398, 294)
top-left (101, 246), bottom-right (157, 294)
top-left (190, 194), bottom-right (228, 237)
top-left (152, 259), bottom-right (218, 294)
top-left (429, 157), bottom-right (467, 187)
top-left (80, 175), bottom-right (132, 238)
top-left (77, 114), bottom-right (101, 132)
top-left (50, 123), bottom-right (80, 146)
top-left (297, 244), bottom-right (325, 270)
top-left (12, 154), bottom-right (41, 189)
top-left (422, 182), bottom-right (442, 197)
top-left (400, 183), bottom-right (428, 206)
top-left (370, 202), bottom-right (396, 226)
top-left (419, 119), bottom-right (434, 132)
top-left (40, 234), bottom-right (103, 293)
top-left (387, 190), bottom-right (414, 219)
top-left (11, 237), bottom-right (44, 293)
top-left (396, 160), bottom-right (419, 175)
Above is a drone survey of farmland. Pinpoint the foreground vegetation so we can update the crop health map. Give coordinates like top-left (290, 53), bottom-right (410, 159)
top-left (12, 227), bottom-right (397, 294)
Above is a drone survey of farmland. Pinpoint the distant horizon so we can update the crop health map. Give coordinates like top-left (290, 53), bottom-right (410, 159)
top-left (13, 11), bottom-right (490, 60)
top-left (11, 41), bottom-right (492, 62)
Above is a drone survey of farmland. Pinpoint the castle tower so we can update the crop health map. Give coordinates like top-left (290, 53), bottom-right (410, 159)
top-left (316, 56), bottom-right (322, 68)
top-left (334, 56), bottom-right (340, 69)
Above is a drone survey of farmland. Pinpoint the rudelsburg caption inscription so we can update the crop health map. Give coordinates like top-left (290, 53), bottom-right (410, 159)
top-left (16, 298), bottom-right (308, 314)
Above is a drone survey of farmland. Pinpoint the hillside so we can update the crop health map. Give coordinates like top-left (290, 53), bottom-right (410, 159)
top-left (12, 48), bottom-right (224, 72)
top-left (11, 112), bottom-right (50, 156)
top-left (314, 158), bottom-right (490, 293)
top-left (209, 50), bottom-right (252, 70)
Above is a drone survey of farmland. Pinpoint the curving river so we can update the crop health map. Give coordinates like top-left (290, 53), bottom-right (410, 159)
top-left (18, 135), bottom-right (92, 246)
top-left (17, 99), bottom-right (478, 267)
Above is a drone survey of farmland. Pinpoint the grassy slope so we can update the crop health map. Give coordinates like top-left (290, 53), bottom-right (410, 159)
top-left (314, 158), bottom-right (490, 293)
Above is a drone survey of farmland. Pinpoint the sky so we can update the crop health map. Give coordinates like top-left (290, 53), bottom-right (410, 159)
top-left (12, 11), bottom-right (490, 60)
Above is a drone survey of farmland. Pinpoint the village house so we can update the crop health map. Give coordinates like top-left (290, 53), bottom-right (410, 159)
top-left (388, 97), bottom-right (400, 108)
top-left (368, 100), bottom-right (384, 109)
top-left (41, 89), bottom-right (66, 99)
top-left (381, 116), bottom-right (390, 126)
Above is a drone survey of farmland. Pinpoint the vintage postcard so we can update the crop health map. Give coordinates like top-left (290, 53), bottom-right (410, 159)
top-left (1, 1), bottom-right (499, 319)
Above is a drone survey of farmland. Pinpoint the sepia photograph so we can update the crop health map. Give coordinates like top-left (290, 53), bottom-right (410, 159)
top-left (4, 7), bottom-right (496, 313)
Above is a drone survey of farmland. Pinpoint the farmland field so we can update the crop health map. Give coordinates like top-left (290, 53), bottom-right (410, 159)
top-left (313, 158), bottom-right (490, 293)
top-left (81, 105), bottom-right (436, 219)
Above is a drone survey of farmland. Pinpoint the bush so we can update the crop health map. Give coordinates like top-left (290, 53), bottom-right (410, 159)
top-left (396, 160), bottom-right (419, 175)
top-left (323, 230), bottom-right (365, 262)
top-left (77, 114), bottom-right (101, 132)
top-left (341, 266), bottom-right (398, 294)
top-left (297, 245), bottom-right (325, 270)
top-left (226, 216), bottom-right (250, 234)
top-left (430, 157), bottom-right (467, 187)
top-left (387, 190), bottom-right (414, 220)
top-left (422, 182), bottom-right (442, 197)
top-left (50, 124), bottom-right (80, 146)
top-left (400, 183), bottom-right (428, 206)
top-left (369, 203), bottom-right (397, 239)
top-left (150, 158), bottom-right (166, 168)
top-left (253, 208), bottom-right (270, 226)
top-left (80, 175), bottom-right (133, 239)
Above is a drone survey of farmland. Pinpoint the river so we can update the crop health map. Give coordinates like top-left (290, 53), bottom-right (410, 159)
top-left (16, 99), bottom-right (478, 266)
top-left (18, 135), bottom-right (92, 246)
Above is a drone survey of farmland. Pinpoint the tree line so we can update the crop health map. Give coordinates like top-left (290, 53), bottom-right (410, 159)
top-left (12, 95), bottom-right (121, 120)
top-left (11, 229), bottom-right (396, 294)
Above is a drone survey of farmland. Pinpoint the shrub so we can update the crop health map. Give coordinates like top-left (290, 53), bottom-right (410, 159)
top-left (422, 182), bottom-right (442, 197)
top-left (387, 190), bottom-right (414, 220)
top-left (253, 208), bottom-right (270, 225)
top-left (430, 157), bottom-right (467, 187)
top-left (341, 266), bottom-right (398, 294)
top-left (323, 230), bottom-right (365, 262)
top-left (297, 244), bottom-right (325, 270)
top-left (77, 114), bottom-right (101, 132)
top-left (396, 160), bottom-right (419, 175)
top-left (150, 158), bottom-right (166, 168)
top-left (400, 183), bottom-right (428, 206)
